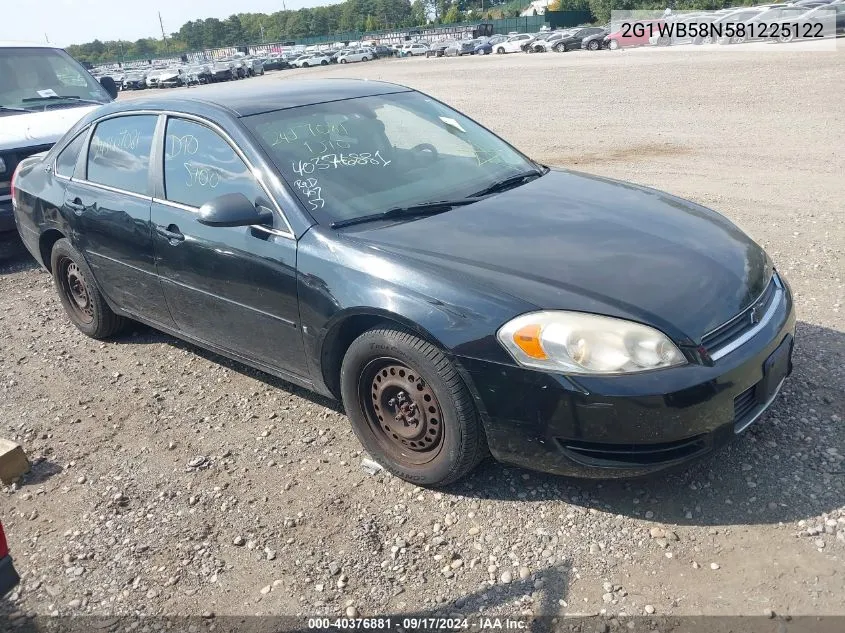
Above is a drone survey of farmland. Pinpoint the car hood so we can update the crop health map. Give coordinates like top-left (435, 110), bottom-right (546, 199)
top-left (345, 169), bottom-right (772, 343)
top-left (0, 105), bottom-right (101, 151)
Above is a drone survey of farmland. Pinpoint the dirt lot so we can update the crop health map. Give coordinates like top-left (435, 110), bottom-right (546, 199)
top-left (1, 46), bottom-right (844, 621)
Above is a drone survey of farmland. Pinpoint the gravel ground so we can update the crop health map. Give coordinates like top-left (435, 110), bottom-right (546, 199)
top-left (1, 45), bottom-right (843, 621)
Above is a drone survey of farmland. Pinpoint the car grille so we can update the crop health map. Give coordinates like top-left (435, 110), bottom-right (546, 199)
top-left (557, 435), bottom-right (708, 467)
top-left (701, 274), bottom-right (781, 360)
top-left (0, 143), bottom-right (53, 203)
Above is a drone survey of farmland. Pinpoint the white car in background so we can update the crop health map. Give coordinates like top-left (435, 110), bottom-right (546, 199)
top-left (292, 53), bottom-right (330, 67)
top-left (493, 33), bottom-right (535, 54)
top-left (338, 48), bottom-right (374, 63)
top-left (400, 42), bottom-right (429, 56)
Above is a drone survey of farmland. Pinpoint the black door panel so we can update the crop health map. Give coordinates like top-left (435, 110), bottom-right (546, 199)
top-left (64, 181), bottom-right (175, 326)
top-left (151, 201), bottom-right (306, 377)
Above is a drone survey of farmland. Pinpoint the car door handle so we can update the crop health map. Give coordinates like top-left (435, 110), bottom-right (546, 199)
top-left (66, 198), bottom-right (85, 214)
top-left (156, 224), bottom-right (185, 244)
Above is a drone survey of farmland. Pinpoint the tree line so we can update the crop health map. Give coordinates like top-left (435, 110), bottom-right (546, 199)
top-left (66, 0), bottom-right (759, 64)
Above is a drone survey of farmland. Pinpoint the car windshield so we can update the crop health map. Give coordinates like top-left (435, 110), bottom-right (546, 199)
top-left (0, 47), bottom-right (111, 111)
top-left (245, 91), bottom-right (539, 226)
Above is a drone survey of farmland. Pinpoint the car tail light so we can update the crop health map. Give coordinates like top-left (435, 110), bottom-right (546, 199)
top-left (0, 522), bottom-right (9, 559)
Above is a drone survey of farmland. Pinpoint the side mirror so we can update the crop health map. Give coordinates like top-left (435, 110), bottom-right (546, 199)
top-left (198, 193), bottom-right (274, 228)
top-left (99, 76), bottom-right (118, 100)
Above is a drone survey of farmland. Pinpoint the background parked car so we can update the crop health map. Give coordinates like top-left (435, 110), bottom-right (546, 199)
top-left (474, 34), bottom-right (507, 54)
top-left (426, 40), bottom-right (453, 57)
top-left (122, 70), bottom-right (147, 90)
top-left (338, 48), bottom-right (373, 63)
top-left (210, 61), bottom-right (235, 82)
top-left (400, 42), bottom-right (429, 56)
top-left (445, 40), bottom-right (476, 56)
top-left (495, 33), bottom-right (535, 53)
top-left (581, 28), bottom-right (609, 50)
top-left (184, 64), bottom-right (212, 86)
top-left (605, 20), bottom-right (665, 49)
top-left (372, 45), bottom-right (395, 58)
top-left (293, 52), bottom-right (331, 67)
top-left (262, 56), bottom-right (290, 71)
top-left (243, 57), bottom-right (265, 76)
top-left (553, 26), bottom-right (607, 51)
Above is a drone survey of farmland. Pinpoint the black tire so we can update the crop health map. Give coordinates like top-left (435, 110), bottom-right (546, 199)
top-left (553, 43), bottom-right (565, 52)
top-left (608, 39), bottom-right (619, 50)
top-left (340, 327), bottom-right (487, 486)
top-left (361, 56), bottom-right (368, 62)
top-left (496, 46), bottom-right (505, 54)
top-left (588, 39), bottom-right (600, 50)
top-left (321, 60), bottom-right (328, 65)
top-left (50, 238), bottom-right (124, 339)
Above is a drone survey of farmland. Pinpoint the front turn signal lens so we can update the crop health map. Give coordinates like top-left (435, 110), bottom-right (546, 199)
top-left (512, 324), bottom-right (548, 359)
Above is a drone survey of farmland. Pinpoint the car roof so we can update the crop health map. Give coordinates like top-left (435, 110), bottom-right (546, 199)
top-left (0, 40), bottom-right (60, 48)
top-left (97, 79), bottom-right (413, 118)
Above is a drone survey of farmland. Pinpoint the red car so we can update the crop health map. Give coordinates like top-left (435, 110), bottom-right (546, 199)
top-left (0, 521), bottom-right (20, 597)
top-left (605, 20), bottom-right (666, 49)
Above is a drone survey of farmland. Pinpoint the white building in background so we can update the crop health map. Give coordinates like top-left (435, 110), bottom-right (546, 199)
top-left (520, 0), bottom-right (554, 16)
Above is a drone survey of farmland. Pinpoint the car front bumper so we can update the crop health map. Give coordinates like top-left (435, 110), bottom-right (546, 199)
top-left (0, 554), bottom-right (20, 597)
top-left (458, 276), bottom-right (796, 478)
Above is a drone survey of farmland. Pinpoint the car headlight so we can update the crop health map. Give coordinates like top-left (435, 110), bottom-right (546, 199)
top-left (497, 311), bottom-right (686, 375)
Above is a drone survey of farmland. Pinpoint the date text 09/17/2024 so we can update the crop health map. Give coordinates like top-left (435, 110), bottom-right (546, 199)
top-left (307, 617), bottom-right (529, 630)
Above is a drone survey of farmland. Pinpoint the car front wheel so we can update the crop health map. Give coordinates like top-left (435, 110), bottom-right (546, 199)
top-left (51, 238), bottom-right (124, 339)
top-left (608, 39), bottom-right (619, 50)
top-left (340, 327), bottom-right (487, 486)
top-left (321, 60), bottom-right (328, 65)
top-left (588, 40), bottom-right (600, 50)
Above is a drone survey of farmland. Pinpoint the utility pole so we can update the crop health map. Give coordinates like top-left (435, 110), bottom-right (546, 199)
top-left (159, 12), bottom-right (169, 53)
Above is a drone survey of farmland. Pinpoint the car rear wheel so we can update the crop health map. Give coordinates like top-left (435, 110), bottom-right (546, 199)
top-left (362, 57), bottom-right (368, 62)
top-left (340, 327), bottom-right (487, 486)
top-left (588, 40), bottom-right (600, 50)
top-left (51, 239), bottom-right (124, 339)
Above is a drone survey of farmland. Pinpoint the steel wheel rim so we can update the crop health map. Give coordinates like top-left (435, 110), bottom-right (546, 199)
top-left (359, 357), bottom-right (445, 466)
top-left (59, 257), bottom-right (94, 324)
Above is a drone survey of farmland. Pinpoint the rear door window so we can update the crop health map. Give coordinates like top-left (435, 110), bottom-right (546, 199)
top-left (86, 115), bottom-right (157, 195)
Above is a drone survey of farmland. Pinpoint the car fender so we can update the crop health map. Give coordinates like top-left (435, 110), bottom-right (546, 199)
top-left (295, 227), bottom-right (529, 397)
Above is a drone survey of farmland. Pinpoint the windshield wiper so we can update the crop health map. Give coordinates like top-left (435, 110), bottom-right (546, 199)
top-left (21, 95), bottom-right (103, 105)
top-left (331, 198), bottom-right (482, 229)
top-left (0, 105), bottom-right (30, 113)
top-left (469, 170), bottom-right (544, 198)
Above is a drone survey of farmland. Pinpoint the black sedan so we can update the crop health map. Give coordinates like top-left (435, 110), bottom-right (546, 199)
top-left (262, 56), bottom-right (291, 71)
top-left (553, 26), bottom-right (608, 51)
top-left (11, 80), bottom-right (795, 486)
top-left (581, 28), bottom-right (609, 50)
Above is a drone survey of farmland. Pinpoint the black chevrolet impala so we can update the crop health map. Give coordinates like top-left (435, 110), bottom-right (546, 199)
top-left (11, 80), bottom-right (795, 485)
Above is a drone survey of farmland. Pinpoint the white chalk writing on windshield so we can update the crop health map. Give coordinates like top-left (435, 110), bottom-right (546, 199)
top-left (271, 122), bottom-right (350, 146)
top-left (291, 151), bottom-right (391, 176)
top-left (294, 177), bottom-right (324, 211)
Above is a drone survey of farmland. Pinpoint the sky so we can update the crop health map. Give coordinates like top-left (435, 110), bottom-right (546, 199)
top-left (4, 0), bottom-right (338, 47)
